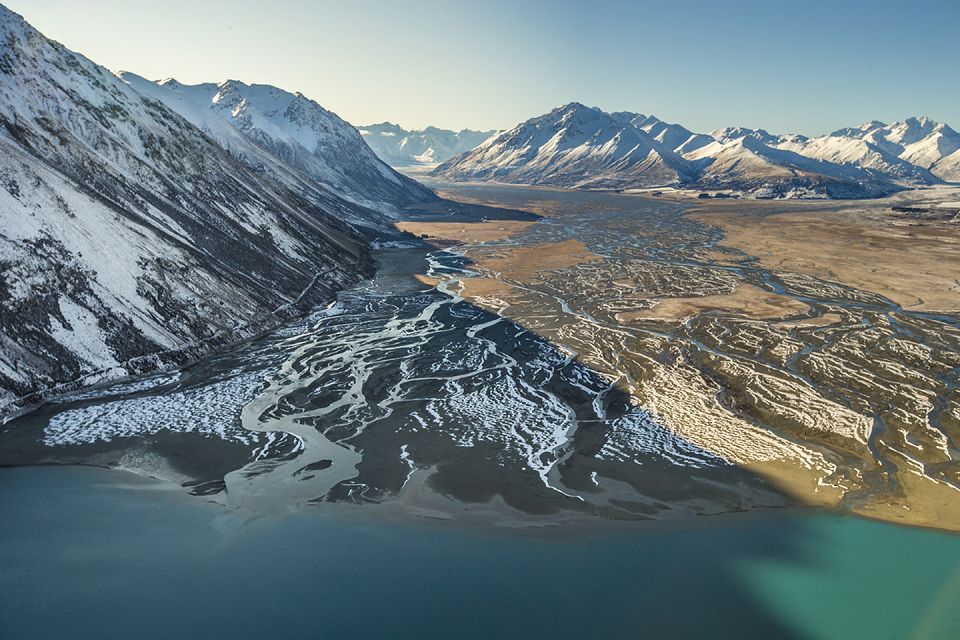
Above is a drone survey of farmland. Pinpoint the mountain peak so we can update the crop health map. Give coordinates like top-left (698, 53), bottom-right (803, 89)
top-left (216, 78), bottom-right (247, 92)
top-left (114, 72), bottom-right (433, 209)
top-left (549, 102), bottom-right (604, 120)
top-left (433, 101), bottom-right (960, 197)
top-left (711, 126), bottom-right (778, 145)
top-left (556, 101), bottom-right (593, 111)
top-left (433, 102), bottom-right (696, 188)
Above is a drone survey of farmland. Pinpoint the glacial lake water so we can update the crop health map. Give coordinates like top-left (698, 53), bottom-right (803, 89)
top-left (2, 465), bottom-right (959, 640)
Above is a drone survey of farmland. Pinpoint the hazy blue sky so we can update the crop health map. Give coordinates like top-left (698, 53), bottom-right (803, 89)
top-left (8, 0), bottom-right (959, 134)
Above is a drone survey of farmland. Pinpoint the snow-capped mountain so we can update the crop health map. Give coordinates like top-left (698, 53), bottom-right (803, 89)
top-left (434, 104), bottom-right (958, 198)
top-left (822, 117), bottom-right (960, 182)
top-left (710, 126), bottom-right (785, 146)
top-left (932, 150), bottom-right (960, 182)
top-left (433, 103), bottom-right (697, 189)
top-left (358, 123), bottom-right (495, 166)
top-left (707, 118), bottom-right (955, 187)
top-left (774, 134), bottom-right (933, 183)
top-left (0, 5), bottom-right (376, 413)
top-left (633, 115), bottom-right (714, 156)
top-left (119, 73), bottom-right (434, 220)
top-left (693, 135), bottom-right (900, 198)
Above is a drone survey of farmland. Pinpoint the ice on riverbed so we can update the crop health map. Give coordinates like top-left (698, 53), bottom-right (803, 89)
top-left (44, 373), bottom-right (267, 446)
top-left (442, 376), bottom-right (570, 471)
top-left (597, 407), bottom-right (729, 469)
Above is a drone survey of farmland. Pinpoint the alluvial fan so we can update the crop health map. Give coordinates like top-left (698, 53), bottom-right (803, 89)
top-left (215, 248), bottom-right (763, 518)
top-left (0, 245), bottom-right (782, 521)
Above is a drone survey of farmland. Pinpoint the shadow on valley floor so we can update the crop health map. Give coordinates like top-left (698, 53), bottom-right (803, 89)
top-left (0, 235), bottom-right (792, 521)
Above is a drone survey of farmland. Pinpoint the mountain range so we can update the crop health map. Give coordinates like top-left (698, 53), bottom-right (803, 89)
top-left (433, 103), bottom-right (960, 198)
top-left (358, 122), bottom-right (495, 166)
top-left (0, 5), bottom-right (431, 413)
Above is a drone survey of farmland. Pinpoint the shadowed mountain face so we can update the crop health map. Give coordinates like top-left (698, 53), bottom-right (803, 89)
top-left (357, 122), bottom-right (495, 166)
top-left (0, 6), bottom-right (380, 412)
top-left (433, 103), bottom-right (959, 198)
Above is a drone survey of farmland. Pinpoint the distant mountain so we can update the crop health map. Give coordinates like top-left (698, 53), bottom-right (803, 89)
top-left (0, 5), bottom-right (376, 412)
top-left (119, 74), bottom-right (435, 222)
top-left (358, 123), bottom-right (494, 166)
top-left (824, 117), bottom-right (960, 182)
top-left (710, 126), bottom-right (784, 146)
top-left (773, 135), bottom-right (933, 184)
top-left (433, 103), bottom-right (697, 189)
top-left (933, 149), bottom-right (960, 182)
top-left (434, 103), bottom-right (959, 198)
top-left (693, 135), bottom-right (900, 198)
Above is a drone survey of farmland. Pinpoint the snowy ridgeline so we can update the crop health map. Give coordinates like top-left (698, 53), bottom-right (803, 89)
top-left (433, 102), bottom-right (960, 198)
top-left (356, 123), bottom-right (496, 167)
top-left (117, 73), bottom-right (435, 222)
top-left (0, 5), bottom-right (438, 413)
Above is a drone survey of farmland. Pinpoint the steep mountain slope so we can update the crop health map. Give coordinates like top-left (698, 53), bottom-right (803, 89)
top-left (775, 134), bottom-right (935, 183)
top-left (436, 104), bottom-right (956, 197)
top-left (933, 149), bottom-right (960, 182)
top-left (634, 115), bottom-right (713, 155)
top-left (695, 136), bottom-right (898, 198)
top-left (434, 103), bottom-right (695, 189)
top-left (358, 122), bottom-right (494, 166)
top-left (119, 74), bottom-right (435, 219)
top-left (764, 117), bottom-right (959, 185)
top-left (0, 6), bottom-right (374, 413)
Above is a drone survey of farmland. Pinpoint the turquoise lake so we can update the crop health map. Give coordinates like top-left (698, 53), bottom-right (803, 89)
top-left (2, 466), bottom-right (959, 640)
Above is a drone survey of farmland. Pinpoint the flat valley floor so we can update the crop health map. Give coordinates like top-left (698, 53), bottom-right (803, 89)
top-left (403, 182), bottom-right (960, 530)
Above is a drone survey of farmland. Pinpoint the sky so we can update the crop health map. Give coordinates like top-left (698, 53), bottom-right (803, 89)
top-left (7, 0), bottom-right (960, 135)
